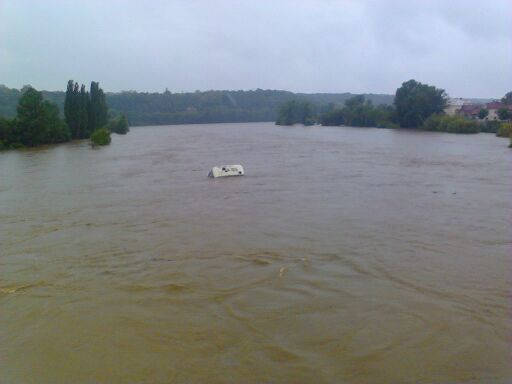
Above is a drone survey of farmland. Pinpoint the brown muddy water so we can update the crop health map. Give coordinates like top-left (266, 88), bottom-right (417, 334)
top-left (0, 122), bottom-right (511, 383)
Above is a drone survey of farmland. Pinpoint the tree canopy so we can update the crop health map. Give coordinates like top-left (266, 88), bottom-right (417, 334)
top-left (320, 96), bottom-right (394, 127)
top-left (394, 79), bottom-right (447, 128)
top-left (478, 109), bottom-right (489, 120)
top-left (275, 100), bottom-right (315, 126)
top-left (65, 81), bottom-right (108, 138)
top-left (501, 91), bottom-right (512, 105)
top-left (107, 114), bottom-right (129, 134)
top-left (497, 108), bottom-right (510, 121)
top-left (15, 87), bottom-right (70, 146)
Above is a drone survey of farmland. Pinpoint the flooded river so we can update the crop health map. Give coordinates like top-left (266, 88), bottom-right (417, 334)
top-left (0, 122), bottom-right (510, 383)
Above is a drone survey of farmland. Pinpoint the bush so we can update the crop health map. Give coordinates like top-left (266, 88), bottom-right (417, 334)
top-left (422, 114), bottom-right (479, 134)
top-left (480, 120), bottom-right (500, 133)
top-left (276, 100), bottom-right (314, 126)
top-left (304, 117), bottom-right (316, 126)
top-left (319, 108), bottom-right (344, 126)
top-left (90, 128), bottom-right (111, 146)
top-left (496, 122), bottom-right (512, 138)
top-left (107, 115), bottom-right (129, 134)
top-left (376, 120), bottom-right (399, 129)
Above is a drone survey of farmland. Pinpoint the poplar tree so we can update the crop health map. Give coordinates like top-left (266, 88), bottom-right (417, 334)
top-left (64, 80), bottom-right (79, 138)
top-left (64, 80), bottom-right (74, 131)
top-left (64, 80), bottom-right (86, 139)
top-left (88, 82), bottom-right (99, 133)
top-left (79, 84), bottom-right (89, 138)
top-left (88, 81), bottom-right (108, 133)
top-left (66, 80), bottom-right (109, 138)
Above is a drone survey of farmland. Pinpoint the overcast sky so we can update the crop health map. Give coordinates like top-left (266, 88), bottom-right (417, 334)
top-left (0, 0), bottom-right (510, 98)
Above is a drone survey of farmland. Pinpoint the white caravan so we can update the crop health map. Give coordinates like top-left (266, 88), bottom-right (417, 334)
top-left (208, 165), bottom-right (245, 178)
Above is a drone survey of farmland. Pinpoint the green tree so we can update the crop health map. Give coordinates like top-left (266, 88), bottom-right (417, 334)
top-left (0, 117), bottom-right (16, 149)
top-left (497, 108), bottom-right (510, 121)
top-left (478, 109), bottom-right (488, 120)
top-left (90, 128), bottom-right (111, 146)
top-left (108, 114), bottom-right (129, 134)
top-left (501, 91), bottom-right (512, 105)
top-left (79, 84), bottom-right (89, 138)
top-left (276, 100), bottom-right (314, 125)
top-left (88, 82), bottom-right (99, 133)
top-left (16, 87), bottom-right (70, 146)
top-left (394, 79), bottom-right (447, 128)
top-left (40, 102), bottom-right (71, 143)
top-left (319, 96), bottom-right (394, 128)
top-left (64, 80), bottom-right (92, 139)
top-left (88, 82), bottom-right (108, 133)
top-left (319, 108), bottom-right (344, 126)
top-left (17, 87), bottom-right (46, 146)
top-left (64, 81), bottom-right (83, 138)
top-left (64, 80), bottom-right (75, 136)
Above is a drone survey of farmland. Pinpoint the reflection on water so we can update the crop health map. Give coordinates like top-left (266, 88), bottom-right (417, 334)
top-left (0, 123), bottom-right (510, 383)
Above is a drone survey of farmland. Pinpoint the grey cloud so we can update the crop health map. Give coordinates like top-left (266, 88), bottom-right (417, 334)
top-left (0, 0), bottom-right (510, 98)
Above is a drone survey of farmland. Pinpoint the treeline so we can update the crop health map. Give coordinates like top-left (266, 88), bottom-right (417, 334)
top-left (0, 88), bottom-right (70, 149)
top-left (277, 79), bottom-right (512, 136)
top-left (100, 90), bottom-right (392, 126)
top-left (276, 100), bottom-right (315, 126)
top-left (277, 79), bottom-right (446, 129)
top-left (277, 95), bottom-right (396, 128)
top-left (0, 81), bottom-right (128, 150)
top-left (0, 85), bottom-right (393, 126)
top-left (320, 96), bottom-right (395, 128)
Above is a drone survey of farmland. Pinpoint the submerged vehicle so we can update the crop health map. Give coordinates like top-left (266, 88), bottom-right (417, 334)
top-left (208, 164), bottom-right (244, 178)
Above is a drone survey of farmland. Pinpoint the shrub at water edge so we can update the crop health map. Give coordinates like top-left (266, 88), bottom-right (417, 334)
top-left (422, 114), bottom-right (479, 134)
top-left (90, 128), bottom-right (111, 146)
top-left (479, 120), bottom-right (501, 133)
top-left (107, 114), bottom-right (129, 134)
top-left (276, 100), bottom-right (314, 126)
top-left (496, 122), bottom-right (512, 138)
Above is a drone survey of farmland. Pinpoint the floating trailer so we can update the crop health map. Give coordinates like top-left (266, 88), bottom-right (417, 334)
top-left (208, 164), bottom-right (245, 178)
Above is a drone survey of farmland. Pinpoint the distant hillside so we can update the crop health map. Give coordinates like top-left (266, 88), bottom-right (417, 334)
top-left (0, 85), bottom-right (393, 126)
top-left (0, 85), bottom-right (67, 119)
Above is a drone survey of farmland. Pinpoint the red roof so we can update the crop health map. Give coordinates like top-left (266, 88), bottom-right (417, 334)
top-left (485, 101), bottom-right (512, 110)
top-left (459, 104), bottom-right (480, 115)
top-left (486, 101), bottom-right (504, 110)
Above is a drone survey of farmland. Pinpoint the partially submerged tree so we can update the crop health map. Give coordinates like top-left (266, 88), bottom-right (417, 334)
top-left (497, 108), bottom-right (510, 121)
top-left (16, 87), bottom-right (70, 146)
top-left (90, 128), bottom-right (111, 146)
top-left (318, 96), bottom-right (394, 127)
top-left (394, 79), bottom-right (447, 128)
top-left (108, 114), bottom-right (129, 134)
top-left (276, 100), bottom-right (314, 126)
top-left (65, 80), bottom-right (108, 139)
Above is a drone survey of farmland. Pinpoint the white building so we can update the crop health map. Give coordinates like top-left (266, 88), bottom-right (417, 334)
top-left (444, 98), bottom-right (467, 115)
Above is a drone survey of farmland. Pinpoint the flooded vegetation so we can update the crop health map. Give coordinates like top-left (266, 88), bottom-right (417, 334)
top-left (1, 122), bottom-right (511, 383)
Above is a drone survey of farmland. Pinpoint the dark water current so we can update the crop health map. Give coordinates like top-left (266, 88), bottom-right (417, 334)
top-left (0, 122), bottom-right (511, 383)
